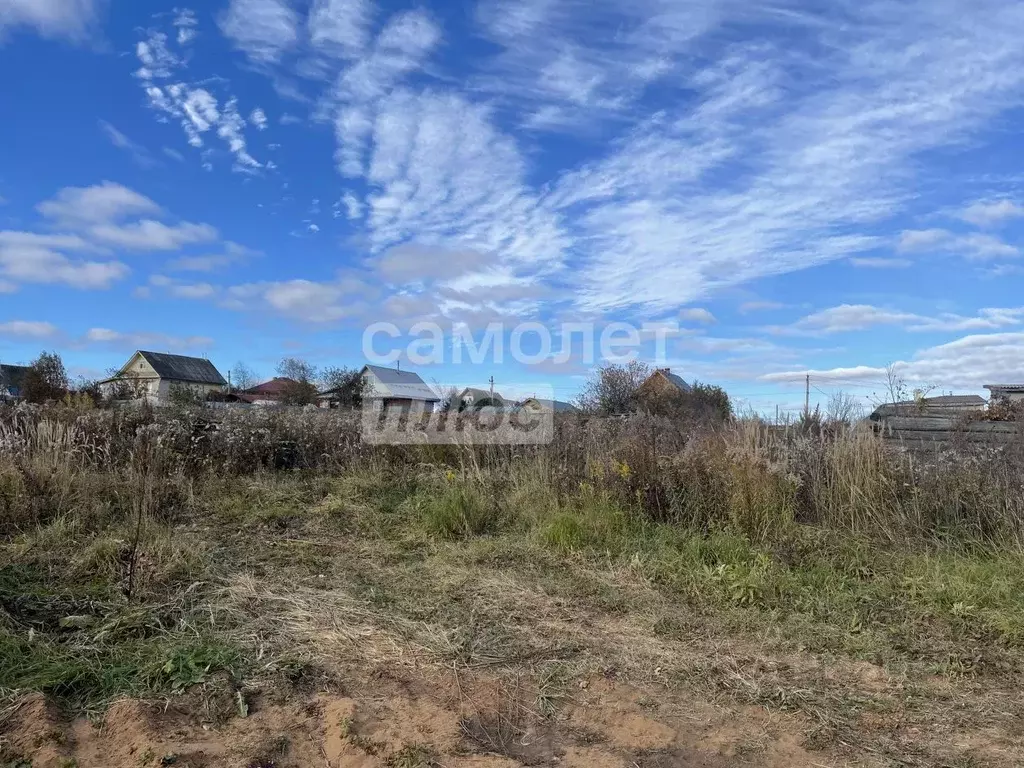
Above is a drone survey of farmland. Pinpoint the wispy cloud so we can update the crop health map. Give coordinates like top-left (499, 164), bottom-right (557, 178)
top-left (134, 23), bottom-right (263, 172)
top-left (763, 330), bottom-right (1024, 392)
top-left (848, 257), bottom-right (912, 269)
top-left (0, 320), bottom-right (59, 339)
top-left (98, 120), bottom-right (157, 168)
top-left (769, 304), bottom-right (1024, 336)
top-left (959, 198), bottom-right (1024, 227)
top-left (0, 0), bottom-right (103, 43)
top-left (218, 0), bottom-right (298, 64)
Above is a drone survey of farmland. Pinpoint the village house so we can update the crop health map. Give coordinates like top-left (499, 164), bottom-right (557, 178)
top-left (871, 394), bottom-right (987, 419)
top-left (0, 364), bottom-right (30, 402)
top-left (99, 351), bottom-right (227, 404)
top-left (457, 387), bottom-right (506, 410)
top-left (984, 384), bottom-right (1024, 404)
top-left (320, 364), bottom-right (439, 413)
top-left (236, 377), bottom-right (300, 406)
top-left (517, 397), bottom-right (579, 414)
top-left (636, 367), bottom-right (692, 399)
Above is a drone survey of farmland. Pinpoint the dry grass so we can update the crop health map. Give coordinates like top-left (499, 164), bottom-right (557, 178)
top-left (3, 405), bottom-right (1024, 765)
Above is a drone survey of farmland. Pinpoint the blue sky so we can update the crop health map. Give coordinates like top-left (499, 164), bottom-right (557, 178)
top-left (3, 0), bottom-right (1024, 413)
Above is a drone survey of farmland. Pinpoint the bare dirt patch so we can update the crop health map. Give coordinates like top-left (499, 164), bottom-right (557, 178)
top-left (1, 673), bottom-right (864, 768)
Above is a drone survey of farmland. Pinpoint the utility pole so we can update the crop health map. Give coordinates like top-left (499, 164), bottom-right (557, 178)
top-left (775, 403), bottom-right (779, 425)
top-left (489, 375), bottom-right (494, 397)
top-left (804, 374), bottom-right (810, 417)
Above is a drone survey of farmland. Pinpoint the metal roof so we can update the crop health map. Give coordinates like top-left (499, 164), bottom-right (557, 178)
top-left (136, 351), bottom-right (227, 386)
top-left (245, 377), bottom-right (297, 395)
top-left (918, 395), bottom-right (986, 405)
top-left (984, 384), bottom-right (1024, 392)
top-left (523, 397), bottom-right (579, 413)
top-left (362, 364), bottom-right (439, 401)
top-left (459, 387), bottom-right (506, 404)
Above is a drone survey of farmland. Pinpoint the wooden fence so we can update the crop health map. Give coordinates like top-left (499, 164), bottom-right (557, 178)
top-left (874, 415), bottom-right (1023, 451)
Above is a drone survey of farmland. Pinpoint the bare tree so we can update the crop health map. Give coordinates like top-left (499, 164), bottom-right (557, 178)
top-left (230, 361), bottom-right (258, 392)
top-left (825, 390), bottom-right (865, 426)
top-left (319, 366), bottom-right (367, 408)
top-left (276, 357), bottom-right (319, 405)
top-left (577, 360), bottom-right (650, 415)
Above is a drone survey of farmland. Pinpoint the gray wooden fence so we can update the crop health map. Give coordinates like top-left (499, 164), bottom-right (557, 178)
top-left (875, 415), bottom-right (1023, 450)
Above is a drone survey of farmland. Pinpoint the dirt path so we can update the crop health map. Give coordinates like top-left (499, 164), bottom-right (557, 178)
top-left (1, 671), bottom-right (853, 768)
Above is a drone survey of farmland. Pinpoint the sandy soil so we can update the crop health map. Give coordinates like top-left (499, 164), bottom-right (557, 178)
top-left (0, 670), bottom-right (849, 768)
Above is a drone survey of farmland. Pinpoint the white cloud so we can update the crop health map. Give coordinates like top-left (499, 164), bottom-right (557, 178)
top-left (897, 228), bottom-right (1019, 260)
top-left (89, 220), bottom-right (218, 250)
top-left (322, 8), bottom-right (442, 177)
top-left (764, 331), bottom-right (1024, 392)
top-left (134, 28), bottom-right (263, 172)
top-left (0, 0), bottom-right (101, 42)
top-left (219, 0), bottom-right (298, 63)
top-left (280, 113), bottom-right (302, 125)
top-left (848, 257), bottom-right (912, 269)
top-left (517, 0), bottom-right (1024, 313)
top-left (37, 181), bottom-right (160, 225)
top-left (960, 199), bottom-right (1024, 227)
top-left (217, 98), bottom-right (261, 171)
top-left (334, 192), bottom-right (362, 220)
top-left (771, 303), bottom-right (1024, 336)
top-left (679, 307), bottom-right (716, 324)
top-left (0, 237), bottom-right (128, 290)
top-left (134, 32), bottom-right (179, 79)
top-left (162, 146), bottom-right (185, 162)
top-left (84, 327), bottom-right (214, 350)
top-left (308, 223), bottom-right (320, 233)
top-left (173, 8), bottom-right (197, 45)
top-left (956, 233), bottom-right (1019, 260)
top-left (898, 229), bottom-right (951, 251)
top-left (0, 320), bottom-right (58, 339)
top-left (249, 107), bottom-right (268, 130)
top-left (309, 0), bottom-right (372, 57)
top-left (223, 279), bottom-right (365, 323)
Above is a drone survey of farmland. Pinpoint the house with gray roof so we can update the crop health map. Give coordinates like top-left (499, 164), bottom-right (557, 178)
top-left (321, 364), bottom-right (439, 413)
top-left (457, 386), bottom-right (506, 411)
top-left (518, 397), bottom-right (579, 414)
top-left (99, 351), bottom-right (227, 404)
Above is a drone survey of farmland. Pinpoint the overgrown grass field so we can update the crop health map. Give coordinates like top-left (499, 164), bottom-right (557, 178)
top-left (2, 404), bottom-right (1024, 765)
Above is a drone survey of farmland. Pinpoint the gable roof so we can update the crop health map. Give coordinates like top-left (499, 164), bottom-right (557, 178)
top-left (640, 368), bottom-right (691, 393)
top-left (361, 364), bottom-right (439, 401)
top-left (522, 397), bottom-right (579, 413)
top-left (134, 351), bottom-right (226, 386)
top-left (458, 387), bottom-right (506, 405)
top-left (244, 377), bottom-right (297, 396)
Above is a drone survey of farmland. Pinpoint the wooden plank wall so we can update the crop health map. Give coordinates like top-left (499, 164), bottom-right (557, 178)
top-left (875, 415), bottom-right (1022, 450)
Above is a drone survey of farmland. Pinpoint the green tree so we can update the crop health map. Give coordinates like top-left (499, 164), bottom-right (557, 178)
top-left (22, 351), bottom-right (69, 404)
